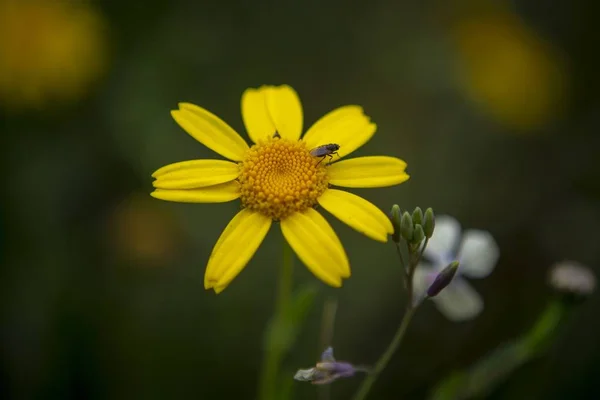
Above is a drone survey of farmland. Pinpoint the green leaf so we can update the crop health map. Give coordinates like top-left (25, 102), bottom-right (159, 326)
top-left (264, 283), bottom-right (318, 354)
top-left (430, 371), bottom-right (468, 400)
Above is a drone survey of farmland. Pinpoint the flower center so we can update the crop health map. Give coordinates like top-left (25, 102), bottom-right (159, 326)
top-left (238, 137), bottom-right (329, 220)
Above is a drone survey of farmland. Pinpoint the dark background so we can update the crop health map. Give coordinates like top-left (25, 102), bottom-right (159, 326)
top-left (1, 0), bottom-right (599, 399)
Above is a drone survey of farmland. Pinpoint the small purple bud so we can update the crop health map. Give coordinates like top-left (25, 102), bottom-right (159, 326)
top-left (312, 361), bottom-right (356, 384)
top-left (316, 361), bottom-right (356, 376)
top-left (426, 261), bottom-right (460, 297)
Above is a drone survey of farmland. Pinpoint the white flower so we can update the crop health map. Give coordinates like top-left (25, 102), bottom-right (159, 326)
top-left (413, 215), bottom-right (499, 321)
top-left (549, 261), bottom-right (596, 296)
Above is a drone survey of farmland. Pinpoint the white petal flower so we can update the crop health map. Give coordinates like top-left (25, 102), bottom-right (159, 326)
top-left (414, 215), bottom-right (499, 322)
top-left (412, 264), bottom-right (437, 303)
top-left (549, 261), bottom-right (596, 296)
top-left (431, 276), bottom-right (484, 321)
top-left (458, 229), bottom-right (499, 279)
top-left (423, 215), bottom-right (461, 264)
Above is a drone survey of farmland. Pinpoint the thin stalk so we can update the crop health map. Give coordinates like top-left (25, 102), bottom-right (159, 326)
top-left (318, 297), bottom-right (338, 400)
top-left (352, 236), bottom-right (427, 400)
top-left (351, 306), bottom-right (416, 400)
top-left (258, 241), bottom-right (294, 400)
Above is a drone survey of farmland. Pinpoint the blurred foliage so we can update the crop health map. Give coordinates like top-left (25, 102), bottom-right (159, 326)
top-left (430, 300), bottom-right (565, 400)
top-left (1, 0), bottom-right (600, 399)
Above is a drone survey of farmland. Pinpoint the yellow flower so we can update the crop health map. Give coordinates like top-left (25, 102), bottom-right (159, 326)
top-left (151, 85), bottom-right (409, 293)
top-left (0, 0), bottom-right (108, 110)
top-left (451, 8), bottom-right (567, 131)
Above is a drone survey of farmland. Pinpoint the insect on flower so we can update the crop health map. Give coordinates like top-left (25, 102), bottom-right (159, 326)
top-left (310, 143), bottom-right (341, 165)
top-left (150, 84), bottom-right (411, 293)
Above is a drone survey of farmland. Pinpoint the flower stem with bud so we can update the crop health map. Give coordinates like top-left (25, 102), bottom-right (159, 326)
top-left (352, 206), bottom-right (436, 400)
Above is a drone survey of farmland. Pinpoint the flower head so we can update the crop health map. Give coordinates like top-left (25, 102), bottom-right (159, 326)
top-left (151, 85), bottom-right (409, 293)
top-left (0, 0), bottom-right (108, 110)
top-left (414, 215), bottom-right (499, 321)
top-left (294, 347), bottom-right (368, 385)
top-left (549, 260), bottom-right (596, 300)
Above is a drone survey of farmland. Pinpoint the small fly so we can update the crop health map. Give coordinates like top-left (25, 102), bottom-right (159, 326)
top-left (310, 143), bottom-right (340, 166)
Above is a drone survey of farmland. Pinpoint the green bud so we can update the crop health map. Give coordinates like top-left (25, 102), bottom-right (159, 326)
top-left (412, 207), bottom-right (423, 226)
top-left (389, 204), bottom-right (401, 243)
top-left (427, 261), bottom-right (459, 297)
top-left (423, 208), bottom-right (435, 238)
top-left (412, 224), bottom-right (425, 244)
top-left (400, 211), bottom-right (413, 241)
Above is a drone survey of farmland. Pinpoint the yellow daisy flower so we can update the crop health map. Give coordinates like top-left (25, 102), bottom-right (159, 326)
top-left (151, 85), bottom-right (409, 293)
top-left (0, 0), bottom-right (108, 109)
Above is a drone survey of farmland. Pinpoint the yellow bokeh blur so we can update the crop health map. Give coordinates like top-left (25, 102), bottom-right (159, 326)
top-left (450, 5), bottom-right (568, 132)
top-left (0, 0), bottom-right (109, 110)
top-left (108, 193), bottom-right (183, 267)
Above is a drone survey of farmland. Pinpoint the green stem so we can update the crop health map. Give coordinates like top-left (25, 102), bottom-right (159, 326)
top-left (319, 296), bottom-right (338, 352)
top-left (277, 241), bottom-right (294, 313)
top-left (352, 236), bottom-right (427, 400)
top-left (395, 243), bottom-right (409, 290)
top-left (318, 297), bottom-right (338, 400)
top-left (522, 299), bottom-right (565, 355)
top-left (258, 241), bottom-right (294, 400)
top-left (407, 237), bottom-right (428, 306)
top-left (351, 306), bottom-right (417, 400)
top-left (395, 242), bottom-right (407, 270)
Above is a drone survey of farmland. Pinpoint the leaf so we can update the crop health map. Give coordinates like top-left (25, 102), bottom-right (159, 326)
top-left (264, 284), bottom-right (318, 353)
top-left (429, 371), bottom-right (468, 400)
top-left (430, 341), bottom-right (532, 400)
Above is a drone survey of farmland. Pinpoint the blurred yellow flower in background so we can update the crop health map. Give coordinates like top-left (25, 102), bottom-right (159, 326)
top-left (450, 5), bottom-right (568, 131)
top-left (0, 0), bottom-right (108, 110)
top-left (151, 85), bottom-right (409, 293)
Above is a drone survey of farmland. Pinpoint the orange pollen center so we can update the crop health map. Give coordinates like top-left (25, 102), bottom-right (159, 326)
top-left (238, 137), bottom-right (329, 220)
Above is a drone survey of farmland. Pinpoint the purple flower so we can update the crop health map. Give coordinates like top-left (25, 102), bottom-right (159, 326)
top-left (294, 347), bottom-right (369, 385)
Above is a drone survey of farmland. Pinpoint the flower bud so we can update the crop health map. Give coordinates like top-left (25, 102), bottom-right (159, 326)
top-left (294, 347), bottom-right (369, 385)
top-left (412, 207), bottom-right (423, 226)
top-left (423, 208), bottom-right (435, 238)
top-left (427, 261), bottom-right (459, 297)
top-left (549, 260), bottom-right (596, 303)
top-left (390, 204), bottom-right (401, 243)
top-left (400, 211), bottom-right (413, 241)
top-left (412, 224), bottom-right (425, 244)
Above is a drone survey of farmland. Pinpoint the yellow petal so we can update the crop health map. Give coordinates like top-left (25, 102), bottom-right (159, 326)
top-left (241, 85), bottom-right (303, 143)
top-left (171, 103), bottom-right (249, 161)
top-left (150, 181), bottom-right (240, 203)
top-left (241, 88), bottom-right (275, 143)
top-left (327, 156), bottom-right (409, 188)
top-left (306, 210), bottom-right (350, 279)
top-left (152, 159), bottom-right (240, 189)
top-left (318, 189), bottom-right (393, 242)
top-left (302, 106), bottom-right (376, 159)
top-left (204, 209), bottom-right (271, 292)
top-left (280, 209), bottom-right (350, 287)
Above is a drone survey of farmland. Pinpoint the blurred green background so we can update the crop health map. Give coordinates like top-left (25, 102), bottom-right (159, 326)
top-left (1, 0), bottom-right (599, 398)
